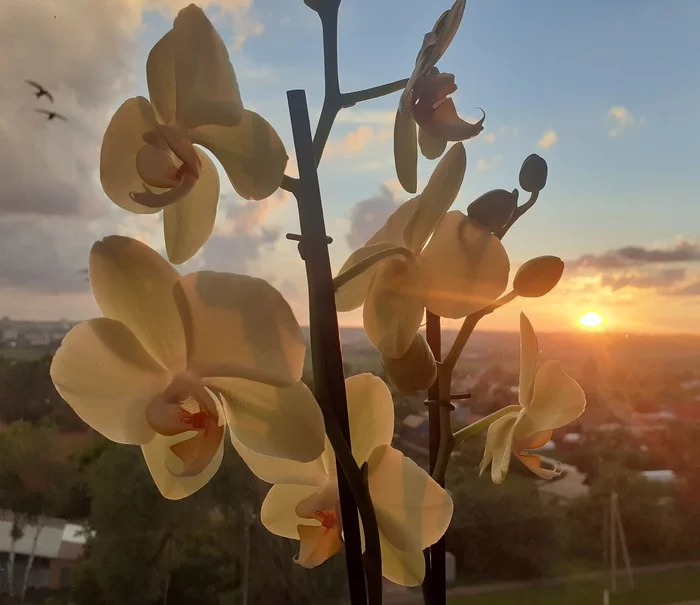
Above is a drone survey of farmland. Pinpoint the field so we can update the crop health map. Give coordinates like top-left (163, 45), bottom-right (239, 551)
top-left (448, 568), bottom-right (700, 605)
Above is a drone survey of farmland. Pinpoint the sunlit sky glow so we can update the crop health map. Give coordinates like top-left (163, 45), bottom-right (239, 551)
top-left (2, 0), bottom-right (700, 334)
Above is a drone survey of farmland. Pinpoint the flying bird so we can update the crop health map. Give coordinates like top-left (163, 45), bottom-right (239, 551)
top-left (35, 109), bottom-right (68, 121)
top-left (25, 80), bottom-right (54, 103)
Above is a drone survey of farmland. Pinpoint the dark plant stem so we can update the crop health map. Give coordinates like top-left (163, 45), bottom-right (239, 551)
top-left (423, 311), bottom-right (446, 605)
top-left (495, 191), bottom-right (539, 239)
top-left (313, 1), bottom-right (342, 163)
top-left (342, 79), bottom-right (409, 108)
top-left (287, 89), bottom-right (382, 605)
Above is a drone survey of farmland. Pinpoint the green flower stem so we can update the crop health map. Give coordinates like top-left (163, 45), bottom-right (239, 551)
top-left (495, 190), bottom-right (540, 239)
top-left (333, 247), bottom-right (413, 292)
top-left (431, 364), bottom-right (455, 485)
top-left (452, 405), bottom-right (522, 447)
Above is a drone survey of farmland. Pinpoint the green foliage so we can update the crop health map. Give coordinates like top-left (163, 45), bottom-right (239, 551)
top-left (0, 422), bottom-right (77, 520)
top-left (446, 445), bottom-right (565, 581)
top-left (70, 439), bottom-right (348, 605)
top-left (0, 356), bottom-right (83, 431)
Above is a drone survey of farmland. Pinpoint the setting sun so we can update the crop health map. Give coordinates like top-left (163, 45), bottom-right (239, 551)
top-left (579, 311), bottom-right (604, 329)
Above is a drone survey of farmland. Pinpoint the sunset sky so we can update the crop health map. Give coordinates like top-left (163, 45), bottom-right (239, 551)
top-left (2, 0), bottom-right (700, 334)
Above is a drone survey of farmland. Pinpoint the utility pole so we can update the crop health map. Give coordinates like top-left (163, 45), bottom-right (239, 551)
top-left (605, 491), bottom-right (634, 598)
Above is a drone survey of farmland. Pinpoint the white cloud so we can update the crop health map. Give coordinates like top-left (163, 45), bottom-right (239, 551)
top-left (537, 129), bottom-right (558, 149)
top-left (482, 132), bottom-right (496, 144)
top-left (336, 109), bottom-right (395, 125)
top-left (607, 106), bottom-right (636, 137)
top-left (476, 155), bottom-right (503, 172)
top-left (326, 125), bottom-right (392, 158)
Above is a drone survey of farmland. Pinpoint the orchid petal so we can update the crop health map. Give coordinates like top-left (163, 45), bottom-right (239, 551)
top-left (363, 257), bottom-right (425, 359)
top-left (418, 126), bottom-right (447, 160)
top-left (141, 429), bottom-right (224, 500)
top-left (394, 102), bottom-right (418, 194)
top-left (345, 374), bottom-right (395, 466)
top-left (89, 236), bottom-right (186, 371)
top-left (525, 361), bottom-right (586, 433)
top-left (261, 483), bottom-right (322, 539)
top-left (420, 212), bottom-right (510, 318)
top-left (171, 4), bottom-right (243, 128)
top-left (402, 143), bottom-right (466, 254)
top-left (230, 433), bottom-right (327, 487)
top-left (519, 313), bottom-right (539, 408)
top-left (50, 318), bottom-right (168, 445)
top-left (163, 148), bottom-right (220, 264)
top-left (368, 445), bottom-right (453, 552)
top-left (296, 525), bottom-right (343, 568)
top-left (190, 110), bottom-right (288, 201)
top-left (380, 535), bottom-right (426, 587)
top-left (212, 378), bottom-right (325, 463)
top-left (146, 30), bottom-right (175, 124)
top-left (100, 97), bottom-right (163, 214)
top-left (174, 271), bottom-right (305, 386)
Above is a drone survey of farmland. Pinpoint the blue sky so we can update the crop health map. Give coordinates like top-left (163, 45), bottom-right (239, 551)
top-left (3, 0), bottom-right (700, 332)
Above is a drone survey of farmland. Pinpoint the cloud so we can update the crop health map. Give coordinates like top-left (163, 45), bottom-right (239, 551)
top-left (600, 268), bottom-right (686, 292)
top-left (482, 132), bottom-right (496, 144)
top-left (326, 125), bottom-right (391, 158)
top-left (0, 0), bottom-right (143, 218)
top-left (571, 237), bottom-right (700, 269)
top-left (0, 215), bottom-right (106, 294)
top-left (336, 110), bottom-right (395, 126)
top-left (476, 155), bottom-right (503, 172)
top-left (195, 190), bottom-right (289, 273)
top-left (537, 129), bottom-right (558, 149)
top-left (346, 185), bottom-right (400, 250)
top-left (671, 280), bottom-right (700, 296)
top-left (607, 106), bottom-right (636, 137)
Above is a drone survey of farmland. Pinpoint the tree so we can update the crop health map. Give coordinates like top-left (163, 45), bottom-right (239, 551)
top-left (0, 422), bottom-right (77, 599)
top-left (72, 439), bottom-right (348, 605)
top-left (0, 356), bottom-right (83, 431)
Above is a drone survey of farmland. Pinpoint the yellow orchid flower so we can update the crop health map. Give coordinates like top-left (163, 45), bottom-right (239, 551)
top-left (394, 0), bottom-right (484, 193)
top-left (50, 236), bottom-right (324, 500)
top-left (100, 4), bottom-right (288, 264)
top-left (334, 143), bottom-right (509, 359)
top-left (233, 374), bottom-right (453, 587)
top-left (479, 313), bottom-right (586, 484)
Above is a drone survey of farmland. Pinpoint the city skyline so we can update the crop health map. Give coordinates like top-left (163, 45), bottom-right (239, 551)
top-left (1, 0), bottom-right (700, 334)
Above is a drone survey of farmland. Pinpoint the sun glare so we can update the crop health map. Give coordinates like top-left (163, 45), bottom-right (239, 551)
top-left (579, 311), bottom-right (604, 329)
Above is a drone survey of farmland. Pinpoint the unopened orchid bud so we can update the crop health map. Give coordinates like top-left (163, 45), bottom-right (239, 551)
top-left (519, 154), bottom-right (548, 193)
top-left (467, 189), bottom-right (518, 232)
top-left (513, 256), bottom-right (564, 298)
top-left (382, 334), bottom-right (437, 394)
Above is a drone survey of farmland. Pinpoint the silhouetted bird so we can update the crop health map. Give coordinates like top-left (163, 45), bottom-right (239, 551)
top-left (35, 109), bottom-right (67, 121)
top-left (25, 80), bottom-right (54, 102)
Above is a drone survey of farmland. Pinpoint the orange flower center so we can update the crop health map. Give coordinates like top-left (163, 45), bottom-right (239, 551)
top-left (314, 510), bottom-right (337, 530)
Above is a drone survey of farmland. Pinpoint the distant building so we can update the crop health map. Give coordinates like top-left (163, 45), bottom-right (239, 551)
top-left (538, 463), bottom-right (589, 501)
top-left (0, 513), bottom-right (89, 594)
top-left (641, 470), bottom-right (677, 484)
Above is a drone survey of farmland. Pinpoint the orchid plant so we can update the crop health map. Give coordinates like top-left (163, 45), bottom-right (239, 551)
top-left (50, 2), bottom-right (586, 605)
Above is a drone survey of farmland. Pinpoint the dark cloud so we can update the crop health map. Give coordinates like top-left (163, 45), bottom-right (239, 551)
top-left (670, 280), bottom-right (700, 297)
top-left (0, 216), bottom-right (99, 293)
top-left (0, 0), bottom-right (140, 217)
top-left (601, 269), bottom-right (687, 292)
top-left (346, 185), bottom-right (400, 250)
top-left (194, 196), bottom-right (285, 273)
top-left (571, 239), bottom-right (700, 269)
